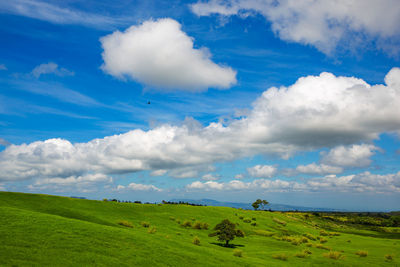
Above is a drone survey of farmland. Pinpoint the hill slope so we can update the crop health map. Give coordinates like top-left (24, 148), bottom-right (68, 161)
top-left (0, 192), bottom-right (398, 266)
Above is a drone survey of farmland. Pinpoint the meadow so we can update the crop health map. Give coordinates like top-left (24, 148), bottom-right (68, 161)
top-left (0, 192), bottom-right (399, 266)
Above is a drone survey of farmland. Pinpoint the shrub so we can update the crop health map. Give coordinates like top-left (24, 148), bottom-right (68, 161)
top-left (384, 254), bottom-right (394, 261)
top-left (273, 218), bottom-right (287, 226)
top-left (192, 236), bottom-right (200, 246)
top-left (243, 218), bottom-right (252, 223)
top-left (251, 222), bottom-right (257, 226)
top-left (140, 221), bottom-right (150, 228)
top-left (315, 244), bottom-right (330, 250)
top-left (294, 252), bottom-right (307, 258)
top-left (202, 222), bottom-right (209, 230)
top-left (191, 217), bottom-right (196, 221)
top-left (291, 239), bottom-right (300, 246)
top-left (303, 233), bottom-right (316, 241)
top-left (306, 243), bottom-right (313, 247)
top-left (319, 237), bottom-right (328, 243)
top-left (252, 217), bottom-right (256, 221)
top-left (355, 251), bottom-right (368, 257)
top-left (102, 198), bottom-right (108, 201)
top-left (182, 220), bottom-right (192, 227)
top-left (319, 230), bottom-right (329, 236)
top-left (239, 216), bottom-right (244, 220)
top-left (193, 221), bottom-right (203, 229)
top-left (148, 227), bottom-right (157, 234)
top-left (176, 232), bottom-right (182, 235)
top-left (323, 251), bottom-right (343, 260)
top-left (300, 236), bottom-right (308, 243)
top-left (273, 253), bottom-right (288, 261)
top-left (303, 249), bottom-right (312, 255)
top-left (233, 249), bottom-right (243, 257)
top-left (118, 220), bottom-right (133, 228)
top-left (169, 216), bottom-right (175, 221)
top-left (176, 219), bottom-right (181, 224)
top-left (254, 230), bottom-right (275, 237)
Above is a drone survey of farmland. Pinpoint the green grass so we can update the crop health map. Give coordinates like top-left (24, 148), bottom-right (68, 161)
top-left (0, 192), bottom-right (399, 266)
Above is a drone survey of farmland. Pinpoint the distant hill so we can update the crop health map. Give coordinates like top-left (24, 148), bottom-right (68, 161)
top-left (170, 198), bottom-right (342, 211)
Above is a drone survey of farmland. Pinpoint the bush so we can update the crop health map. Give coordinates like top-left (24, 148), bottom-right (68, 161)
top-left (202, 222), bottom-right (209, 230)
top-left (192, 236), bottom-right (200, 246)
top-left (140, 221), bottom-right (150, 228)
top-left (300, 237), bottom-right (308, 243)
top-left (319, 230), bottom-right (329, 236)
top-left (294, 252), bottom-right (307, 258)
top-left (148, 227), bottom-right (157, 234)
top-left (193, 221), bottom-right (203, 229)
top-left (303, 249), bottom-right (312, 255)
top-left (303, 233), bottom-right (316, 241)
top-left (323, 251), bottom-right (343, 260)
top-left (102, 198), bottom-right (108, 201)
top-left (118, 220), bottom-right (133, 228)
top-left (182, 220), bottom-right (192, 227)
top-left (254, 230), bottom-right (275, 237)
top-left (306, 243), bottom-right (313, 247)
top-left (191, 217), bottom-right (196, 221)
top-left (169, 216), bottom-right (175, 221)
top-left (251, 222), bottom-right (257, 226)
top-left (243, 218), bottom-right (252, 223)
top-left (239, 216), bottom-right (244, 220)
top-left (273, 218), bottom-right (287, 226)
top-left (233, 249), bottom-right (243, 257)
top-left (315, 244), bottom-right (330, 250)
top-left (319, 237), bottom-right (328, 243)
top-left (291, 239), bottom-right (300, 246)
top-left (273, 253), bottom-right (288, 261)
top-left (252, 217), bottom-right (256, 221)
top-left (355, 251), bottom-right (368, 257)
top-left (384, 254), bottom-right (394, 261)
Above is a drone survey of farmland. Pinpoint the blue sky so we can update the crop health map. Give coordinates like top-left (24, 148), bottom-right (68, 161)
top-left (0, 0), bottom-right (400, 211)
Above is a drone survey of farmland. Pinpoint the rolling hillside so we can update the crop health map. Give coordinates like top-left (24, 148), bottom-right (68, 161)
top-left (0, 192), bottom-right (398, 266)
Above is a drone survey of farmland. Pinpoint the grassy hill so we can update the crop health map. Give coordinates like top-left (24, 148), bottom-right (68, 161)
top-left (0, 192), bottom-right (399, 266)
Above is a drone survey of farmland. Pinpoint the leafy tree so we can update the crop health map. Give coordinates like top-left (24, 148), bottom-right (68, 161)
top-left (252, 199), bottom-right (269, 210)
top-left (208, 219), bottom-right (245, 247)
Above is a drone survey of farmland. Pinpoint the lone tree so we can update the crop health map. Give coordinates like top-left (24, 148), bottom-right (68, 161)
top-left (252, 199), bottom-right (269, 210)
top-left (208, 219), bottom-right (245, 247)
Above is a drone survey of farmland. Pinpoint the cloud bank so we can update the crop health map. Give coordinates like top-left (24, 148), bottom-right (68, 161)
top-left (100, 18), bottom-right (237, 91)
top-left (1, 68), bottom-right (400, 185)
top-left (191, 0), bottom-right (400, 56)
top-left (186, 171), bottom-right (400, 193)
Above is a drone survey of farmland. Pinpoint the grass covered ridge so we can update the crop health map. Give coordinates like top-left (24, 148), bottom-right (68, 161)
top-left (0, 192), bottom-right (399, 266)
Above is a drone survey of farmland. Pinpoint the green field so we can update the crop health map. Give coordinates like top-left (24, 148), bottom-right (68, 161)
top-left (0, 192), bottom-right (399, 266)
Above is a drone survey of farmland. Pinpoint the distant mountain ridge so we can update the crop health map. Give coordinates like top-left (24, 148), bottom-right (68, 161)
top-left (169, 198), bottom-right (343, 211)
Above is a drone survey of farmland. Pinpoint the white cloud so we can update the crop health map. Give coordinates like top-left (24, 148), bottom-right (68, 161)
top-left (116, 182), bottom-right (162, 192)
top-left (28, 173), bottom-right (112, 193)
top-left (295, 163), bottom-right (343, 175)
top-left (186, 171), bottom-right (400, 193)
top-left (234, 174), bottom-right (244, 179)
top-left (0, 183), bottom-right (5, 191)
top-left (247, 165), bottom-right (277, 178)
top-left (0, 138), bottom-right (10, 146)
top-left (31, 62), bottom-right (74, 78)
top-left (0, 0), bottom-right (119, 29)
top-left (1, 68), bottom-right (400, 184)
top-left (150, 169), bottom-right (167, 176)
top-left (190, 0), bottom-right (400, 56)
top-left (0, 64), bottom-right (7, 70)
top-left (100, 18), bottom-right (237, 92)
top-left (202, 173), bottom-right (220, 181)
top-left (321, 144), bottom-right (379, 168)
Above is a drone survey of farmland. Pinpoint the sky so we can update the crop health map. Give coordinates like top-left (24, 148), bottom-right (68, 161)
top-left (0, 0), bottom-right (400, 211)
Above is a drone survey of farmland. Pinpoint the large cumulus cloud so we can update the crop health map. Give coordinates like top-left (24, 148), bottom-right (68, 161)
top-left (191, 0), bottom-right (400, 56)
top-left (100, 18), bottom-right (237, 91)
top-left (1, 68), bottom-right (400, 182)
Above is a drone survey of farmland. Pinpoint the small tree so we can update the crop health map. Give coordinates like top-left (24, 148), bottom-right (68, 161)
top-left (252, 199), bottom-right (269, 210)
top-left (208, 219), bottom-right (245, 247)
